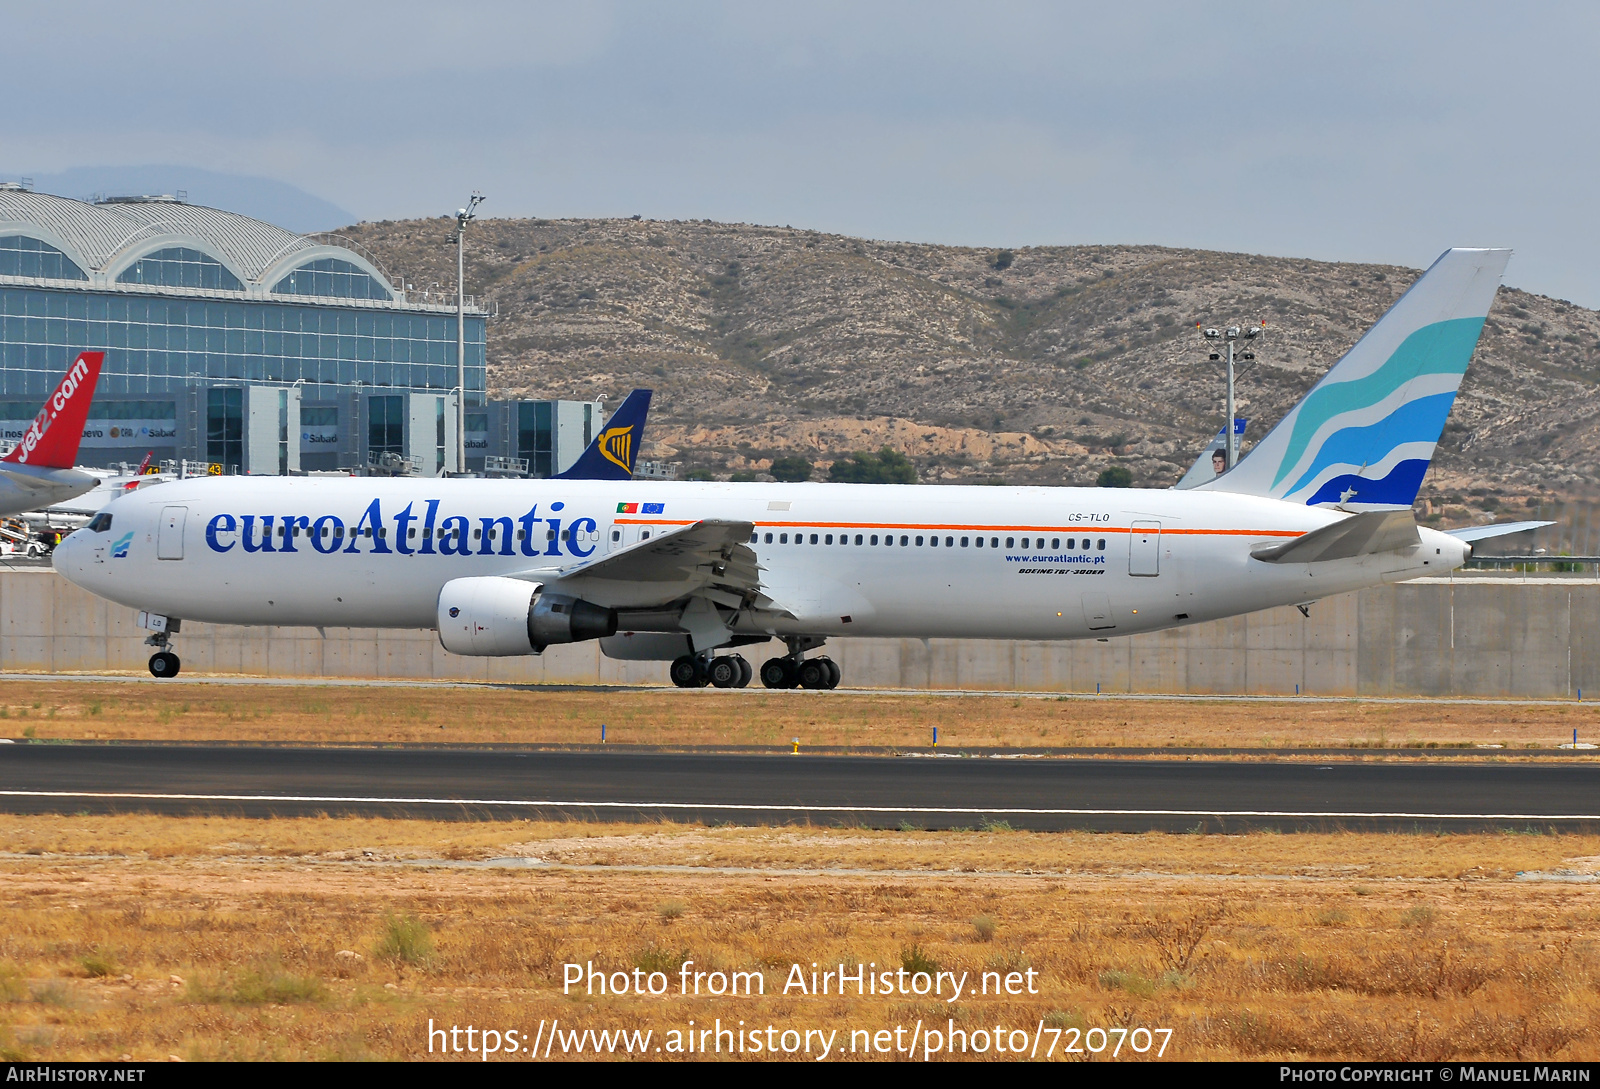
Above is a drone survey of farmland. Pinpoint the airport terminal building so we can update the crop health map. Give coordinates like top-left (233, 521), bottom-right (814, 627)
top-left (0, 186), bottom-right (599, 476)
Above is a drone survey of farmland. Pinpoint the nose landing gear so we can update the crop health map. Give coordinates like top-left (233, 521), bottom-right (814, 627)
top-left (143, 619), bottom-right (182, 678)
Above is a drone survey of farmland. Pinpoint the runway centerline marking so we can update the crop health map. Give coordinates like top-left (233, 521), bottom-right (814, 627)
top-left (1, 789), bottom-right (1595, 822)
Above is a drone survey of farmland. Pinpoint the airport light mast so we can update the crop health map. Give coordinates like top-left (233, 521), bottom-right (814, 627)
top-left (1200, 321), bottom-right (1263, 468)
top-left (449, 192), bottom-right (485, 475)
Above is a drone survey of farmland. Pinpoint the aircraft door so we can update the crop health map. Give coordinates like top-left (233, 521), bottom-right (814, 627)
top-left (157, 506), bottom-right (187, 560)
top-left (1129, 520), bottom-right (1160, 577)
top-left (607, 522), bottom-right (623, 552)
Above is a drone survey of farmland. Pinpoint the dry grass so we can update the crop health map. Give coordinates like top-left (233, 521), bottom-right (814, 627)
top-left (3, 678), bottom-right (1598, 751)
top-left (1, 814), bottom-right (1599, 1061)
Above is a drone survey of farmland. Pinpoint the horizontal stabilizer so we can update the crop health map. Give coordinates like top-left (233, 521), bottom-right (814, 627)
top-left (1252, 510), bottom-right (1420, 564)
top-left (1444, 520), bottom-right (1555, 544)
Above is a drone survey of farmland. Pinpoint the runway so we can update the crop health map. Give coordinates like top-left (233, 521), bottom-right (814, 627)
top-left (3, 672), bottom-right (1594, 709)
top-left (3, 744), bottom-right (1599, 831)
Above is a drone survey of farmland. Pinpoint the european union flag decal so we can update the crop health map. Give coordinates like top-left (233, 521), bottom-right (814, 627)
top-left (642, 502), bottom-right (665, 515)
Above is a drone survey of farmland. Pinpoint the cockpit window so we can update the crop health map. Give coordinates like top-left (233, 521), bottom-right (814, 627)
top-left (87, 513), bottom-right (113, 533)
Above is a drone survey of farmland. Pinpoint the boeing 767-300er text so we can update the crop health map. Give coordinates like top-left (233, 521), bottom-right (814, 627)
top-left (0, 351), bottom-right (103, 517)
top-left (55, 249), bottom-right (1545, 686)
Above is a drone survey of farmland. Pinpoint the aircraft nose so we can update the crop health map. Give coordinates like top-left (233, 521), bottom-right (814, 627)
top-left (51, 528), bottom-right (89, 578)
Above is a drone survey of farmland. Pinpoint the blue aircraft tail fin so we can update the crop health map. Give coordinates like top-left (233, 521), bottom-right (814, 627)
top-left (553, 389), bottom-right (652, 481)
top-left (1197, 248), bottom-right (1510, 510)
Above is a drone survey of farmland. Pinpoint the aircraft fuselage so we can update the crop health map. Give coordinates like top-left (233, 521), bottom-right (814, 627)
top-left (53, 476), bottom-right (1466, 642)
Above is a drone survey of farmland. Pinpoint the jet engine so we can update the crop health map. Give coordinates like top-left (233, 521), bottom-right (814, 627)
top-left (436, 576), bottom-right (617, 656)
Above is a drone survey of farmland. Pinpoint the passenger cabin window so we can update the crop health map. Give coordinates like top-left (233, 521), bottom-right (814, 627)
top-left (916, 535), bottom-right (924, 546)
top-left (1006, 537), bottom-right (1015, 548)
top-left (961, 536), bottom-right (969, 547)
top-left (854, 534), bottom-right (863, 545)
top-left (1052, 537), bottom-right (1060, 549)
top-left (87, 513), bottom-right (113, 533)
top-left (1097, 538), bottom-right (1106, 550)
top-left (870, 534), bottom-right (879, 545)
top-left (764, 532), bottom-right (773, 543)
top-left (810, 533), bottom-right (818, 544)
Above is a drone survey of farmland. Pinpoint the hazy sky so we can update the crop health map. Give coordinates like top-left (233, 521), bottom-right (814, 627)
top-left (10, 2), bottom-right (1600, 304)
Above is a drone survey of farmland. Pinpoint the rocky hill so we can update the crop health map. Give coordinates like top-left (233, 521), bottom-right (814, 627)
top-left (345, 216), bottom-right (1600, 523)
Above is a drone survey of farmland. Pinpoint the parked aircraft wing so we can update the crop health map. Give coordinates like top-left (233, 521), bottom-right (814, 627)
top-left (1443, 520), bottom-right (1555, 543)
top-left (1251, 509), bottom-right (1420, 563)
top-left (0, 464), bottom-right (96, 494)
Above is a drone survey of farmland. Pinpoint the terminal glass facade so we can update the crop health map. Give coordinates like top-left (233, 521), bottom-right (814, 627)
top-left (368, 395), bottom-right (403, 456)
top-left (0, 285), bottom-right (486, 401)
top-left (0, 236), bottom-right (86, 281)
top-left (206, 387), bottom-right (244, 472)
top-left (272, 257), bottom-right (391, 301)
top-left (116, 248), bottom-right (243, 291)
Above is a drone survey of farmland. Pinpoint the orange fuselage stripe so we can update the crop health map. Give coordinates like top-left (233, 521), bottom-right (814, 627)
top-left (613, 518), bottom-right (1301, 539)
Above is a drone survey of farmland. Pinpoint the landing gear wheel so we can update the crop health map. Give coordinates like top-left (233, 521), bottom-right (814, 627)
top-left (734, 656), bottom-right (753, 689)
top-left (669, 655), bottom-right (704, 688)
top-left (148, 651), bottom-right (180, 678)
top-left (760, 657), bottom-right (797, 689)
top-left (816, 656), bottom-right (841, 690)
top-left (708, 655), bottom-right (742, 689)
top-left (798, 658), bottom-right (830, 690)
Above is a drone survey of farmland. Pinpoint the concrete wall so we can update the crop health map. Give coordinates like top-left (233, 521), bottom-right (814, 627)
top-left (3, 569), bottom-right (1595, 697)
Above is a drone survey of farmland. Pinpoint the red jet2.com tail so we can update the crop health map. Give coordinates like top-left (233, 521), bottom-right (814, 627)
top-left (3, 351), bottom-right (105, 469)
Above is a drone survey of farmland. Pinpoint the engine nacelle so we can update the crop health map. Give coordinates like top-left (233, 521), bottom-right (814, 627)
top-left (436, 576), bottom-right (617, 656)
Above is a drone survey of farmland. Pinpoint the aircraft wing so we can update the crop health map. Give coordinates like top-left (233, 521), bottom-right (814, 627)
top-left (0, 464), bottom-right (97, 494)
top-left (1443, 520), bottom-right (1555, 544)
top-left (512, 518), bottom-right (766, 609)
top-left (1251, 510), bottom-right (1420, 563)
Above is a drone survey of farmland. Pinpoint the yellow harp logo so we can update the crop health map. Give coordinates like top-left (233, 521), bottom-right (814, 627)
top-left (599, 426), bottom-right (633, 472)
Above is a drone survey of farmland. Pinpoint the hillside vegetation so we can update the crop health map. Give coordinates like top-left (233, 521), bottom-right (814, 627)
top-left (347, 217), bottom-right (1600, 514)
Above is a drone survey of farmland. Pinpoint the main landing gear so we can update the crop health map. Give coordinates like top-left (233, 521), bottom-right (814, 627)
top-left (670, 652), bottom-right (753, 689)
top-left (760, 636), bottom-right (840, 690)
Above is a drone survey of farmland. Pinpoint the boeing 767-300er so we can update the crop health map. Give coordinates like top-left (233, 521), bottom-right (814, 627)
top-left (0, 351), bottom-right (103, 517)
top-left (55, 249), bottom-right (1545, 686)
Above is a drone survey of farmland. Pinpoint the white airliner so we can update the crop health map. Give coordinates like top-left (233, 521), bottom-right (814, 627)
top-left (0, 352), bottom-right (104, 518)
top-left (55, 248), bottom-right (1542, 686)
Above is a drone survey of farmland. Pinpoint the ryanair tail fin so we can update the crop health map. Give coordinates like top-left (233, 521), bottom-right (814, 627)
top-left (553, 389), bottom-right (652, 481)
top-left (3, 351), bottom-right (104, 470)
top-left (1198, 248), bottom-right (1509, 510)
